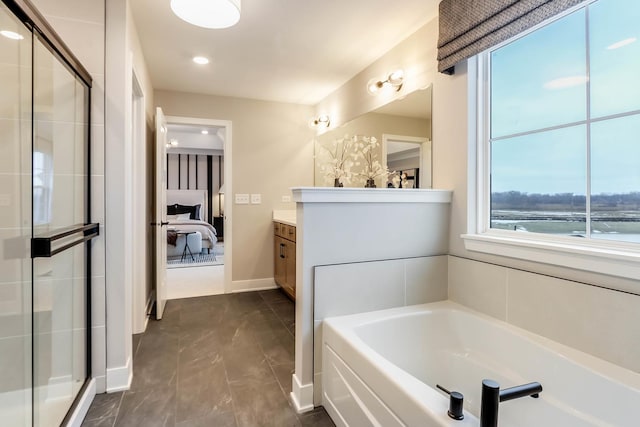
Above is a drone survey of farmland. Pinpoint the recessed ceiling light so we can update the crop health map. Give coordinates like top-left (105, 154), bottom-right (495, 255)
top-left (607, 37), bottom-right (637, 50)
top-left (171, 0), bottom-right (241, 29)
top-left (0, 30), bottom-right (24, 40)
top-left (193, 56), bottom-right (209, 65)
top-left (201, 130), bottom-right (209, 135)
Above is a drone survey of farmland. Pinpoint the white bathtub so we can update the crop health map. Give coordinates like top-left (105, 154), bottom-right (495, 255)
top-left (322, 301), bottom-right (640, 426)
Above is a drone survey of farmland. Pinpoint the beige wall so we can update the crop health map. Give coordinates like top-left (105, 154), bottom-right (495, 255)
top-left (315, 22), bottom-right (437, 132)
top-left (155, 90), bottom-right (315, 282)
top-left (314, 112), bottom-right (429, 187)
top-left (314, 16), bottom-right (640, 373)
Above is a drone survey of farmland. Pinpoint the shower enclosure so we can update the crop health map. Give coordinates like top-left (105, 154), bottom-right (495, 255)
top-left (1, 0), bottom-right (97, 425)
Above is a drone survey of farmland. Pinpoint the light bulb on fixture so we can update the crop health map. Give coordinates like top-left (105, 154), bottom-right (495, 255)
top-left (368, 69), bottom-right (404, 95)
top-left (171, 0), bottom-right (241, 29)
top-left (310, 115), bottom-right (330, 128)
top-left (201, 130), bottom-right (209, 135)
top-left (193, 56), bottom-right (209, 65)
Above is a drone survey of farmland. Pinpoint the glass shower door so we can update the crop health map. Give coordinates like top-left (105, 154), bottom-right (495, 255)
top-left (0, 4), bottom-right (33, 426)
top-left (31, 33), bottom-right (90, 427)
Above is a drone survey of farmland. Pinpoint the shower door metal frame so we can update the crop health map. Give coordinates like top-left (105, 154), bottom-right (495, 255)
top-left (2, 0), bottom-right (97, 425)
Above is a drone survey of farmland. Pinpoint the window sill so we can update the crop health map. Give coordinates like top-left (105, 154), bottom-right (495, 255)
top-left (461, 233), bottom-right (640, 281)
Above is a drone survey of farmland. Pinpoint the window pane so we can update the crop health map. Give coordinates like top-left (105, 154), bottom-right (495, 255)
top-left (589, 0), bottom-right (640, 118)
top-left (590, 115), bottom-right (640, 243)
top-left (491, 126), bottom-right (587, 236)
top-left (491, 10), bottom-right (587, 138)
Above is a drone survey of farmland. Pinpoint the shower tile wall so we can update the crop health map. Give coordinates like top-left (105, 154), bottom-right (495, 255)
top-left (0, 5), bottom-right (33, 425)
top-left (31, 32), bottom-right (91, 426)
top-left (31, 0), bottom-right (107, 393)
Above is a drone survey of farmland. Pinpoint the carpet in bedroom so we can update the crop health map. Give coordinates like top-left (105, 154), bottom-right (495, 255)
top-left (167, 243), bottom-right (224, 268)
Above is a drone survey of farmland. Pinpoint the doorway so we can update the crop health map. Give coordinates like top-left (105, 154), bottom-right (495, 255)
top-left (161, 116), bottom-right (232, 299)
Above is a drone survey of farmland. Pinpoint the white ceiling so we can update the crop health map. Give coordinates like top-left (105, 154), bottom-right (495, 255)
top-left (130, 0), bottom-right (439, 105)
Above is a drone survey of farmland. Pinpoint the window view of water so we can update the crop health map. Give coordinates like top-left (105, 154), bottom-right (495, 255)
top-left (488, 0), bottom-right (640, 245)
top-left (491, 191), bottom-right (640, 243)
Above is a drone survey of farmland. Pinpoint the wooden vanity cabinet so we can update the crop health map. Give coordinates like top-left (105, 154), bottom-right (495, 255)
top-left (274, 222), bottom-right (296, 300)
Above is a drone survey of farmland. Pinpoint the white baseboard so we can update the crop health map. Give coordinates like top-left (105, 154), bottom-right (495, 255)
top-left (67, 378), bottom-right (96, 427)
top-left (290, 373), bottom-right (314, 414)
top-left (231, 278), bottom-right (277, 293)
top-left (143, 294), bottom-right (154, 331)
top-left (94, 375), bottom-right (106, 394)
top-left (106, 357), bottom-right (132, 392)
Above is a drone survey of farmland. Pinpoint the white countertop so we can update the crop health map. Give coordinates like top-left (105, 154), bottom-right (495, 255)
top-left (273, 210), bottom-right (296, 226)
top-left (291, 187), bottom-right (453, 203)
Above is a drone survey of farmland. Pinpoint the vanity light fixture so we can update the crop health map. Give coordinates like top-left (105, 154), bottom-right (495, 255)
top-left (0, 30), bottom-right (24, 40)
top-left (193, 56), bottom-right (210, 65)
top-left (368, 69), bottom-right (404, 94)
top-left (171, 0), bottom-right (241, 29)
top-left (310, 115), bottom-right (331, 128)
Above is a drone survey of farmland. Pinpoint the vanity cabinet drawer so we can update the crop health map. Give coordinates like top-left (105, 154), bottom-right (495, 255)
top-left (275, 222), bottom-right (296, 242)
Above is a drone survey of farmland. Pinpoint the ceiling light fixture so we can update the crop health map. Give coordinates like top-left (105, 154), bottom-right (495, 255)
top-left (201, 130), bottom-right (209, 134)
top-left (310, 115), bottom-right (331, 128)
top-left (193, 56), bottom-right (209, 65)
top-left (166, 139), bottom-right (179, 148)
top-left (0, 30), bottom-right (24, 40)
top-left (171, 0), bottom-right (241, 29)
top-left (368, 69), bottom-right (404, 95)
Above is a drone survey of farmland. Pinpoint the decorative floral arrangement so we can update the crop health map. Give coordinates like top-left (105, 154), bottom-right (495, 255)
top-left (316, 134), bottom-right (359, 186)
top-left (389, 172), bottom-right (409, 188)
top-left (353, 135), bottom-right (390, 187)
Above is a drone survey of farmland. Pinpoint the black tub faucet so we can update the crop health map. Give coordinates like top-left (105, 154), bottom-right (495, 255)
top-left (480, 379), bottom-right (543, 427)
top-left (436, 384), bottom-right (464, 420)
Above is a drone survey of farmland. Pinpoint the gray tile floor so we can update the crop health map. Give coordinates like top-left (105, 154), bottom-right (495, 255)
top-left (82, 290), bottom-right (334, 427)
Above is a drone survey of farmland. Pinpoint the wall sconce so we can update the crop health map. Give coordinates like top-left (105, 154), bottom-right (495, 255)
top-left (310, 115), bottom-right (331, 128)
top-left (368, 69), bottom-right (404, 94)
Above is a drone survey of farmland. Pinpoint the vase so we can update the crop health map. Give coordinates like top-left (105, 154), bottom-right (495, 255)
top-left (334, 178), bottom-right (343, 187)
top-left (365, 178), bottom-right (376, 188)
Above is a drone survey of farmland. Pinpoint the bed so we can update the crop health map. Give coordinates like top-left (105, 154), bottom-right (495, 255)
top-left (166, 190), bottom-right (217, 253)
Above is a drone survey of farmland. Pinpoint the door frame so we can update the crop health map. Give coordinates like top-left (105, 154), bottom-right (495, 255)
top-left (163, 115), bottom-right (232, 293)
top-left (381, 134), bottom-right (432, 188)
top-left (131, 68), bottom-right (148, 333)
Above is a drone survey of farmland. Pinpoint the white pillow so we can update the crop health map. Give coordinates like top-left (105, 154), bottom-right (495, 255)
top-left (167, 213), bottom-right (190, 221)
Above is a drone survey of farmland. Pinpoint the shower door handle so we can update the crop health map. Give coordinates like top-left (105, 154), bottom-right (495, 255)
top-left (31, 223), bottom-right (100, 258)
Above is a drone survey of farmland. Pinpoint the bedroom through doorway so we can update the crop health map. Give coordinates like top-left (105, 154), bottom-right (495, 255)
top-left (162, 116), bottom-right (232, 299)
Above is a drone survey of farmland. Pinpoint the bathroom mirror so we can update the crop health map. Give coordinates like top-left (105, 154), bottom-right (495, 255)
top-left (314, 86), bottom-right (432, 188)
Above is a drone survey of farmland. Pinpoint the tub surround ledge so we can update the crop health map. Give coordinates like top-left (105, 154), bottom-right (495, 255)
top-left (292, 187), bottom-right (453, 203)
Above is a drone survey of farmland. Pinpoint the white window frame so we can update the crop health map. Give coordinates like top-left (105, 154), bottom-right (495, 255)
top-left (462, 0), bottom-right (640, 282)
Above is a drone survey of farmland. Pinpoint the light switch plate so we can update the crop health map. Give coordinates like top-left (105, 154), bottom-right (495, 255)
top-left (235, 193), bottom-right (249, 204)
top-left (251, 194), bottom-right (262, 204)
top-left (281, 195), bottom-right (291, 203)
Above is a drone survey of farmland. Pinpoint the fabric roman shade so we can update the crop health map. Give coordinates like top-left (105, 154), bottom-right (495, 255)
top-left (437, 0), bottom-right (585, 74)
